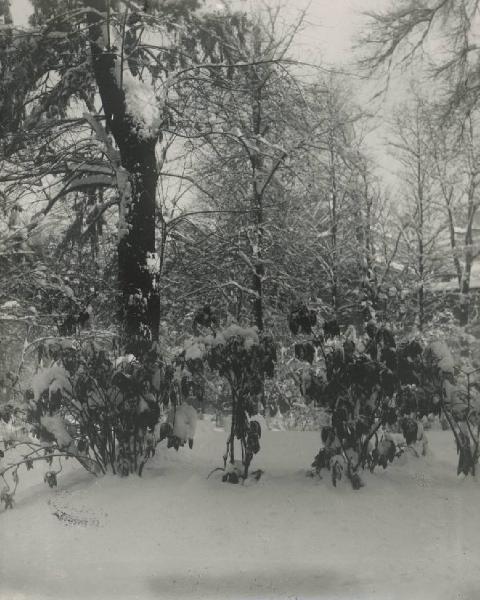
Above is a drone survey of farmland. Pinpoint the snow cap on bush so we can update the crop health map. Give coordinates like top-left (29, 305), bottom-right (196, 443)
top-left (31, 366), bottom-right (72, 401)
top-left (425, 341), bottom-right (455, 375)
top-left (40, 415), bottom-right (73, 449)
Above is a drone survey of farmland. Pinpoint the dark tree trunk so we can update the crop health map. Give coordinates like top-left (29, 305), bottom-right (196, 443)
top-left (117, 135), bottom-right (160, 351)
top-left (86, 1), bottom-right (160, 352)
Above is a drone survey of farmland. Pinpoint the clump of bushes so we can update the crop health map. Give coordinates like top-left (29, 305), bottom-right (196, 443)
top-left (288, 306), bottom-right (480, 488)
top-left (0, 334), bottom-right (199, 509)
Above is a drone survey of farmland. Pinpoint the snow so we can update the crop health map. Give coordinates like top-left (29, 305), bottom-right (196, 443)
top-left (0, 422), bottom-right (32, 445)
top-left (0, 423), bottom-right (479, 600)
top-left (184, 326), bottom-right (260, 359)
top-left (82, 112), bottom-right (132, 242)
top-left (427, 341), bottom-right (455, 374)
top-left (0, 300), bottom-right (21, 311)
top-left (122, 69), bottom-right (162, 141)
top-left (170, 403), bottom-right (197, 443)
top-left (185, 342), bottom-right (205, 361)
top-left (114, 354), bottom-right (137, 368)
top-left (40, 415), bottom-right (73, 449)
top-left (146, 251), bottom-right (160, 275)
top-left (31, 366), bottom-right (72, 402)
top-left (221, 325), bottom-right (259, 344)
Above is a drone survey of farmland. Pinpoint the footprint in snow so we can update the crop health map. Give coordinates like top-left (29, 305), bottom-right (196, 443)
top-left (48, 490), bottom-right (107, 528)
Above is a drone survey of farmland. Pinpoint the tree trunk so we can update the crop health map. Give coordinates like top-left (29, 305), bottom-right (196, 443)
top-left (416, 127), bottom-right (425, 331)
top-left (117, 136), bottom-right (160, 351)
top-left (461, 178), bottom-right (477, 326)
top-left (445, 204), bottom-right (463, 288)
top-left (329, 145), bottom-right (339, 316)
top-left (418, 277), bottom-right (425, 331)
top-left (250, 45), bottom-right (264, 332)
top-left (358, 175), bottom-right (377, 320)
top-left (460, 278), bottom-right (470, 326)
top-left (86, 1), bottom-right (160, 353)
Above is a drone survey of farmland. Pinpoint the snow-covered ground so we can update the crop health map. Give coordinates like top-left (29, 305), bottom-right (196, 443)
top-left (1, 420), bottom-right (479, 600)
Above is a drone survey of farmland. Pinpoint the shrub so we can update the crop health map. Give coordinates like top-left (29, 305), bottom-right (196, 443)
top-left (24, 337), bottom-right (165, 477)
top-left (0, 334), bottom-right (200, 509)
top-left (288, 312), bottom-right (479, 488)
top-left (184, 324), bottom-right (277, 482)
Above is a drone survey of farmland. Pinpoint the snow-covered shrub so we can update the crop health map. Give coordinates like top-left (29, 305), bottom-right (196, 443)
top-left (0, 335), bottom-right (187, 507)
top-left (183, 324), bottom-right (277, 482)
top-left (422, 339), bottom-right (480, 476)
top-left (289, 314), bottom-right (476, 488)
top-left (23, 338), bottom-right (166, 476)
top-left (421, 313), bottom-right (480, 475)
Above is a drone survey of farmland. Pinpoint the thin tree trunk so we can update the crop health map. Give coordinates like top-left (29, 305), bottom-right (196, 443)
top-left (329, 145), bottom-right (339, 316)
top-left (461, 180), bottom-right (476, 325)
top-left (445, 204), bottom-right (463, 287)
top-left (250, 39), bottom-right (264, 332)
top-left (416, 121), bottom-right (425, 331)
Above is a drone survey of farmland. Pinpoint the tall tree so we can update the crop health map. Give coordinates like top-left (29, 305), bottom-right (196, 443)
top-left (291, 77), bottom-right (376, 323)
top-left (172, 8), bottom-right (305, 331)
top-left (424, 109), bottom-right (480, 322)
top-left (0, 0), bottom-right (257, 353)
top-left (389, 97), bottom-right (445, 329)
top-left (83, 0), bottom-right (163, 352)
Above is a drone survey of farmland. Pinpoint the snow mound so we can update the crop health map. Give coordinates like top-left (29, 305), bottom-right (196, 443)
top-left (31, 366), bottom-right (72, 401)
top-left (171, 403), bottom-right (197, 443)
top-left (40, 415), bottom-right (73, 449)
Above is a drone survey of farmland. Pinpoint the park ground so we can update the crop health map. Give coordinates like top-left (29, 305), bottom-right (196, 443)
top-left (1, 419), bottom-right (479, 600)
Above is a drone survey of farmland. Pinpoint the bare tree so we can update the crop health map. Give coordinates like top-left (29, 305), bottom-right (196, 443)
top-left (363, 0), bottom-right (480, 117)
top-left (173, 7), bottom-right (307, 330)
top-left (389, 96), bottom-right (446, 329)
top-left (423, 108), bottom-right (480, 322)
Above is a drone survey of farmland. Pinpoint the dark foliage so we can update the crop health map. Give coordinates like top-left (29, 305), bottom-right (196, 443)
top-left (288, 303), bottom-right (317, 335)
top-left (190, 325), bottom-right (277, 482)
top-left (291, 315), bottom-right (477, 487)
top-left (323, 319), bottom-right (340, 339)
top-left (22, 338), bottom-right (168, 478)
top-left (193, 304), bottom-right (217, 334)
top-left (295, 342), bottom-right (315, 364)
